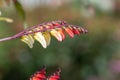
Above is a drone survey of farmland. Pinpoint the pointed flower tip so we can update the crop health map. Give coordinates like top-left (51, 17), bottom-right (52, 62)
top-left (43, 32), bottom-right (51, 46)
top-left (21, 35), bottom-right (34, 48)
top-left (50, 29), bottom-right (63, 42)
top-left (56, 67), bottom-right (61, 73)
top-left (65, 27), bottom-right (74, 38)
top-left (85, 29), bottom-right (88, 33)
top-left (78, 27), bottom-right (88, 34)
top-left (57, 28), bottom-right (65, 41)
top-left (69, 26), bottom-right (80, 35)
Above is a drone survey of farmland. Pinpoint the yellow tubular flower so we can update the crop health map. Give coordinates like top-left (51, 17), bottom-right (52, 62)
top-left (34, 32), bottom-right (47, 48)
top-left (50, 29), bottom-right (62, 42)
top-left (21, 35), bottom-right (34, 48)
top-left (43, 32), bottom-right (51, 46)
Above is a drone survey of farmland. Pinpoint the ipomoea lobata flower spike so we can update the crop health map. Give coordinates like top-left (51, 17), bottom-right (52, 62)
top-left (0, 20), bottom-right (88, 48)
top-left (29, 66), bottom-right (61, 80)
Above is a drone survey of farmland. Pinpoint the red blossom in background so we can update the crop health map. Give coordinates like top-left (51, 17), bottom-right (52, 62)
top-left (0, 20), bottom-right (88, 48)
top-left (30, 66), bottom-right (61, 80)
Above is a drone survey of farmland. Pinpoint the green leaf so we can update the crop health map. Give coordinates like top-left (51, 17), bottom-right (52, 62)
top-left (13, 0), bottom-right (25, 21)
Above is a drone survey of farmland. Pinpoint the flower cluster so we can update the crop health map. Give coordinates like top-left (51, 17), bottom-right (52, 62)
top-left (20, 20), bottom-right (88, 48)
top-left (0, 20), bottom-right (88, 48)
top-left (30, 66), bottom-right (61, 80)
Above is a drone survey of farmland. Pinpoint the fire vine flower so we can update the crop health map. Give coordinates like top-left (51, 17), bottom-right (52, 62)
top-left (0, 20), bottom-right (88, 48)
top-left (30, 66), bottom-right (61, 80)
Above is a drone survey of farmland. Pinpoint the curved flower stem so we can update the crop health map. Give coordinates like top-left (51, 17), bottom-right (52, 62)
top-left (0, 37), bottom-right (14, 42)
top-left (0, 21), bottom-right (88, 43)
top-left (0, 32), bottom-right (24, 42)
top-left (0, 25), bottom-right (64, 42)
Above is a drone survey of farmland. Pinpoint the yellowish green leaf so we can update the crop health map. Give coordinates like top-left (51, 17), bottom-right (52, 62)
top-left (0, 17), bottom-right (13, 23)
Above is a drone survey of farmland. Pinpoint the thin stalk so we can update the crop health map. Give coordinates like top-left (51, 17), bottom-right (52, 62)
top-left (0, 32), bottom-right (24, 42)
top-left (0, 36), bottom-right (15, 42)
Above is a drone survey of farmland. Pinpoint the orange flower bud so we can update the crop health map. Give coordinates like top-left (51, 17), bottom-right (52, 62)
top-left (50, 29), bottom-right (63, 42)
top-left (65, 27), bottom-right (74, 38)
top-left (57, 28), bottom-right (65, 41)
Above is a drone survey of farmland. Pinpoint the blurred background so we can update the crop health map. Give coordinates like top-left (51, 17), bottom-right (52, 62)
top-left (0, 0), bottom-right (120, 80)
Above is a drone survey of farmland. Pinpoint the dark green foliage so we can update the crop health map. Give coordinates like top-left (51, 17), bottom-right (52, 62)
top-left (13, 0), bottom-right (25, 21)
